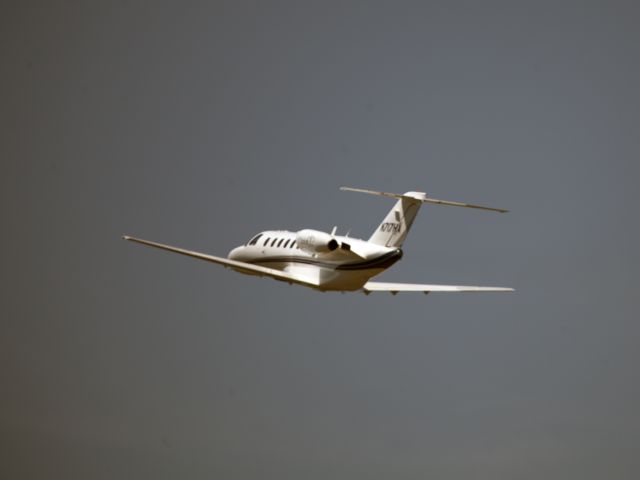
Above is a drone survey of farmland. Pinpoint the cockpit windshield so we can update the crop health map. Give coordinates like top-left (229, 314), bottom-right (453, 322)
top-left (247, 233), bottom-right (263, 246)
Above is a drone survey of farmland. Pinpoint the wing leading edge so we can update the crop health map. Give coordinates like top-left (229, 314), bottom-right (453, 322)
top-left (122, 235), bottom-right (319, 289)
top-left (363, 281), bottom-right (514, 295)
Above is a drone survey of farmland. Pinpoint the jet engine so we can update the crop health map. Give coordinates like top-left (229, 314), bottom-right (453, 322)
top-left (296, 229), bottom-right (338, 253)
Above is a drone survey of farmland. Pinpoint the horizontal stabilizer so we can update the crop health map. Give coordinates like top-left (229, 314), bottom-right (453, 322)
top-left (339, 186), bottom-right (405, 199)
top-left (340, 186), bottom-right (508, 213)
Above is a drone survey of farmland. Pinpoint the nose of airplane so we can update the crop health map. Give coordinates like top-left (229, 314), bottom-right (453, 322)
top-left (228, 246), bottom-right (243, 260)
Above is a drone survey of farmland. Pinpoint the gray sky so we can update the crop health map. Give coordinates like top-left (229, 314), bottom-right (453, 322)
top-left (2, 2), bottom-right (639, 478)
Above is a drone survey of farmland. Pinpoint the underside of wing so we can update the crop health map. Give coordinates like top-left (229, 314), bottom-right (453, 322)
top-left (363, 281), bottom-right (514, 295)
top-left (123, 235), bottom-right (319, 289)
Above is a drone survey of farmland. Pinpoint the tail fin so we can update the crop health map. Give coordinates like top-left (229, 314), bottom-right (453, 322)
top-left (340, 186), bottom-right (508, 248)
top-left (369, 195), bottom-right (422, 247)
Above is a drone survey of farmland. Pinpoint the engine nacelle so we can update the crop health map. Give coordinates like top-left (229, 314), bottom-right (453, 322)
top-left (296, 229), bottom-right (338, 253)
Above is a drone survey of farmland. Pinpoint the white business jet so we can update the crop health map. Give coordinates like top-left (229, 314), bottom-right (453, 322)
top-left (123, 187), bottom-right (513, 295)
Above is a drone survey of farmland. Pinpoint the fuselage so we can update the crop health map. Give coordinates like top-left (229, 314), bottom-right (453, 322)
top-left (228, 230), bottom-right (402, 291)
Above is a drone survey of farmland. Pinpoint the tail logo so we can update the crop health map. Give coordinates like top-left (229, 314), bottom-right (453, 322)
top-left (380, 222), bottom-right (401, 233)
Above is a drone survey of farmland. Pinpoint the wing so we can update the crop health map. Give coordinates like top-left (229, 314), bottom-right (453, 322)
top-left (122, 235), bottom-right (319, 289)
top-left (363, 281), bottom-right (514, 295)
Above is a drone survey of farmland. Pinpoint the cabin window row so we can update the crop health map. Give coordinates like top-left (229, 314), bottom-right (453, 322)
top-left (263, 237), bottom-right (297, 249)
top-left (247, 233), bottom-right (297, 249)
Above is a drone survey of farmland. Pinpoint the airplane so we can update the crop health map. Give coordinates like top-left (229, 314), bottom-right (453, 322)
top-left (123, 187), bottom-right (514, 295)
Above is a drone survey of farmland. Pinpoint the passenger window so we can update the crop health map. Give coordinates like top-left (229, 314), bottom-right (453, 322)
top-left (291, 240), bottom-right (296, 249)
top-left (263, 237), bottom-right (270, 246)
top-left (283, 239), bottom-right (290, 248)
top-left (270, 238), bottom-right (278, 247)
top-left (277, 238), bottom-right (285, 247)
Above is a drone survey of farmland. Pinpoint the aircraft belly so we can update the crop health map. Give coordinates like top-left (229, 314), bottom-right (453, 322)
top-left (244, 250), bottom-right (402, 291)
top-left (317, 268), bottom-right (385, 291)
top-left (282, 264), bottom-right (380, 291)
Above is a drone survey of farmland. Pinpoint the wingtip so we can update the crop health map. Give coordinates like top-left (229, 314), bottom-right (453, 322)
top-left (122, 235), bottom-right (131, 240)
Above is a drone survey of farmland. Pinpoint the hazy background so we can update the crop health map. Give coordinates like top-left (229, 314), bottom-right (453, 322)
top-left (2, 2), bottom-right (639, 478)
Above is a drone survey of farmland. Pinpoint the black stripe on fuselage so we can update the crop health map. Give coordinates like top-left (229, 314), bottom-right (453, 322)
top-left (249, 249), bottom-right (403, 271)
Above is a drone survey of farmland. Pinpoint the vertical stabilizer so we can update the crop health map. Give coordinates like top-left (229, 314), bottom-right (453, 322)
top-left (369, 194), bottom-right (423, 247)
